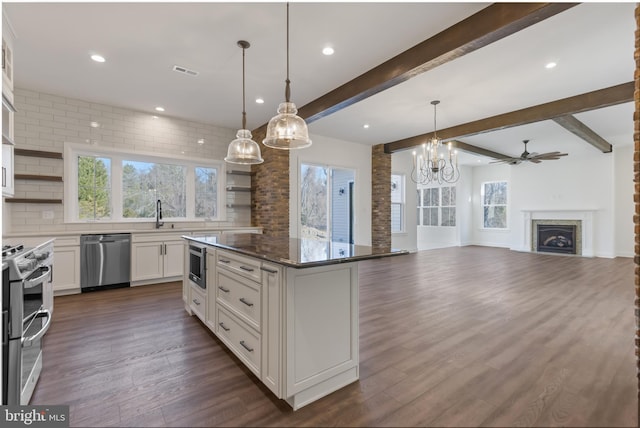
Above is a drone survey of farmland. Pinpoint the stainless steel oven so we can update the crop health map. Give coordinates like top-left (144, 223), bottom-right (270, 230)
top-left (188, 244), bottom-right (206, 289)
top-left (2, 239), bottom-right (54, 405)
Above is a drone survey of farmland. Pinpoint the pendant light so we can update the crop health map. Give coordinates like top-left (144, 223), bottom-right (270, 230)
top-left (225, 40), bottom-right (264, 164)
top-left (263, 2), bottom-right (312, 150)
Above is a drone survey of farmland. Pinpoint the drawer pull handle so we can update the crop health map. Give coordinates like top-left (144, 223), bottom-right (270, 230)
top-left (218, 322), bottom-right (230, 332)
top-left (239, 265), bottom-right (254, 272)
top-left (219, 259), bottom-right (231, 264)
top-left (218, 286), bottom-right (230, 293)
top-left (240, 340), bottom-right (254, 352)
top-left (192, 299), bottom-right (201, 306)
top-left (239, 297), bottom-right (254, 307)
top-left (261, 266), bottom-right (277, 274)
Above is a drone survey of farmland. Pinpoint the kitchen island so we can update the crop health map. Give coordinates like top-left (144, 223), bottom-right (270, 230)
top-left (182, 234), bottom-right (407, 410)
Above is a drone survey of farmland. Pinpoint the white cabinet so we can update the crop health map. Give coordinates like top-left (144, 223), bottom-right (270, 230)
top-left (184, 240), bottom-right (358, 410)
top-left (2, 12), bottom-right (16, 198)
top-left (53, 246), bottom-right (80, 294)
top-left (2, 141), bottom-right (14, 197)
top-left (2, 12), bottom-right (15, 94)
top-left (131, 233), bottom-right (184, 284)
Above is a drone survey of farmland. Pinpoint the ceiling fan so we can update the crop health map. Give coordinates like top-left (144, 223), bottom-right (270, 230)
top-left (490, 140), bottom-right (568, 165)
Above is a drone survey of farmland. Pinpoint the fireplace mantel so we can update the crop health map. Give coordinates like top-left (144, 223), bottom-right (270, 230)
top-left (520, 209), bottom-right (596, 257)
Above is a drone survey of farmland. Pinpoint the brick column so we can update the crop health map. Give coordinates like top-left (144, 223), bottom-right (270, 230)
top-left (251, 131), bottom-right (290, 238)
top-left (634, 4), bottom-right (640, 423)
top-left (371, 144), bottom-right (391, 249)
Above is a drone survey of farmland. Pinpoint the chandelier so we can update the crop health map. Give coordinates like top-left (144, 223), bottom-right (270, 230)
top-left (262, 2), bottom-right (312, 150)
top-left (225, 40), bottom-right (264, 165)
top-left (410, 100), bottom-right (459, 185)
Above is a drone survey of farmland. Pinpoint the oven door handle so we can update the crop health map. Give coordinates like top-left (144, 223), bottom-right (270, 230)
top-left (24, 266), bottom-right (51, 289)
top-left (22, 309), bottom-right (52, 347)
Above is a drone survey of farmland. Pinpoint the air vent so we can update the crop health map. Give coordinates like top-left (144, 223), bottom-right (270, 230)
top-left (172, 65), bottom-right (199, 77)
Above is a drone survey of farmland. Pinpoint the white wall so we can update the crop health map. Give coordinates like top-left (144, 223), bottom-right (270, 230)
top-left (614, 144), bottom-right (634, 257)
top-left (507, 152), bottom-right (615, 257)
top-left (289, 134), bottom-right (372, 246)
top-left (5, 88), bottom-right (247, 236)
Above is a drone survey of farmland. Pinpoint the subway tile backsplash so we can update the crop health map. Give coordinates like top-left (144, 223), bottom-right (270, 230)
top-left (5, 88), bottom-right (251, 234)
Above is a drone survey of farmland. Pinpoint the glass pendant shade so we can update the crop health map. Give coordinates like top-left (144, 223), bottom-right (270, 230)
top-left (263, 102), bottom-right (312, 149)
top-left (224, 40), bottom-right (263, 165)
top-left (225, 129), bottom-right (264, 164)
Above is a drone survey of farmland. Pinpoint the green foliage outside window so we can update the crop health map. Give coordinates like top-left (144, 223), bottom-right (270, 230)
top-left (78, 156), bottom-right (111, 220)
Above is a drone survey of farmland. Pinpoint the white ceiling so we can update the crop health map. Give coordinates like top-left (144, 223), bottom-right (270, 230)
top-left (3, 2), bottom-right (636, 165)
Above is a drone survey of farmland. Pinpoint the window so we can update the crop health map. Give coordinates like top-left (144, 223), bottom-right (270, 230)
top-left (122, 161), bottom-right (186, 219)
top-left (421, 188), bottom-right (439, 226)
top-left (391, 174), bottom-right (405, 233)
top-left (417, 186), bottom-right (456, 227)
top-left (65, 143), bottom-right (223, 223)
top-left (77, 155), bottom-right (111, 220)
top-left (440, 186), bottom-right (456, 227)
top-left (195, 167), bottom-right (218, 218)
top-left (482, 181), bottom-right (508, 228)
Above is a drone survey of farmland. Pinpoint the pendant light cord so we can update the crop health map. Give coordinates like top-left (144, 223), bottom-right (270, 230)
top-left (285, 2), bottom-right (291, 103)
top-left (242, 45), bottom-right (247, 130)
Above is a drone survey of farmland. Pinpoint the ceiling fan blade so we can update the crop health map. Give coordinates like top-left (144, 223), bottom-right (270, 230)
top-left (489, 158), bottom-right (519, 164)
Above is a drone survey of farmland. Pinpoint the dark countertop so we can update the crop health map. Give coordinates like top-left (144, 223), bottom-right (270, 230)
top-left (184, 234), bottom-right (409, 269)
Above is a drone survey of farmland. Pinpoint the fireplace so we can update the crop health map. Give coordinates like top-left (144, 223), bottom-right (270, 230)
top-left (536, 224), bottom-right (576, 254)
top-left (522, 211), bottom-right (592, 257)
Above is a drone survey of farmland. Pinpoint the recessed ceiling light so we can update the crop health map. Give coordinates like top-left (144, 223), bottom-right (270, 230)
top-left (152, 116), bottom-right (158, 119)
top-left (363, 124), bottom-right (370, 129)
top-left (197, 139), bottom-right (205, 145)
top-left (90, 54), bottom-right (105, 63)
top-left (545, 62), bottom-right (557, 69)
top-left (90, 121), bottom-right (100, 128)
top-left (322, 47), bottom-right (334, 56)
top-left (155, 106), bottom-right (165, 112)
top-left (255, 98), bottom-right (264, 104)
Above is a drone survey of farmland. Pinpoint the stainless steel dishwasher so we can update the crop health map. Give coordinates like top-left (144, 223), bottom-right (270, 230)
top-left (80, 233), bottom-right (131, 292)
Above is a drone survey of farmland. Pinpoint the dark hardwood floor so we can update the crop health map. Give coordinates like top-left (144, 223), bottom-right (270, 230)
top-left (32, 246), bottom-right (637, 427)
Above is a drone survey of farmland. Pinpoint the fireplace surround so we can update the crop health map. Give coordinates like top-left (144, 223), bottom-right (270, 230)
top-left (521, 210), bottom-right (594, 257)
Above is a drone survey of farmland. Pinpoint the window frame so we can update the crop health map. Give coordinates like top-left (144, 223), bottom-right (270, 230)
top-left (481, 180), bottom-right (508, 230)
top-left (64, 143), bottom-right (225, 223)
top-left (391, 173), bottom-right (405, 234)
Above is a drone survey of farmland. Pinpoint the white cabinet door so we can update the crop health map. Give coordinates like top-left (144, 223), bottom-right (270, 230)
top-left (131, 242), bottom-right (163, 281)
top-left (261, 263), bottom-right (282, 397)
top-left (53, 246), bottom-right (80, 293)
top-left (2, 143), bottom-right (13, 197)
top-left (163, 241), bottom-right (184, 278)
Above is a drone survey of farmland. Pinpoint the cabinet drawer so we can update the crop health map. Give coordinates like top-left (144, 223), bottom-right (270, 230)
top-left (216, 306), bottom-right (261, 377)
top-left (216, 250), bottom-right (261, 283)
top-left (216, 269), bottom-right (261, 332)
top-left (189, 283), bottom-right (207, 322)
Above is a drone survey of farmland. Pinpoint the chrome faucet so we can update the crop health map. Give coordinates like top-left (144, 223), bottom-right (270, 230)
top-left (156, 199), bottom-right (164, 229)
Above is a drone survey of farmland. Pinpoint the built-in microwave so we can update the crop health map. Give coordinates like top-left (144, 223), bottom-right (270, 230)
top-left (188, 244), bottom-right (206, 289)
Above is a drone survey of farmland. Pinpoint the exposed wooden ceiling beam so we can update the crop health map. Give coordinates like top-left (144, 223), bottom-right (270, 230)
top-left (253, 2), bottom-right (578, 136)
top-left (552, 115), bottom-right (613, 153)
top-left (450, 140), bottom-right (512, 160)
top-left (384, 81), bottom-right (634, 154)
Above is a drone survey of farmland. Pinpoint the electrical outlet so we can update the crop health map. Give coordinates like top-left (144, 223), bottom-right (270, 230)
top-left (42, 210), bottom-right (54, 219)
